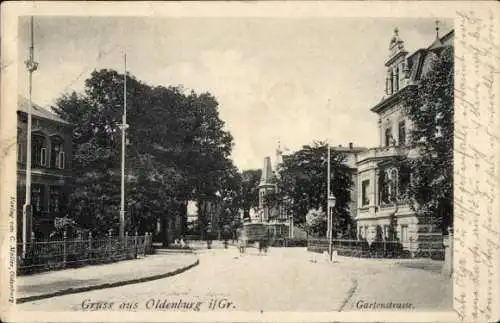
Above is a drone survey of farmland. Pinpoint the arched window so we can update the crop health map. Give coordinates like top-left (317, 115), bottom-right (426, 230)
top-left (385, 128), bottom-right (392, 147)
top-left (395, 67), bottom-right (399, 91)
top-left (50, 136), bottom-right (65, 169)
top-left (389, 169), bottom-right (398, 198)
top-left (398, 121), bottom-right (406, 146)
top-left (390, 69), bottom-right (394, 94)
top-left (379, 171), bottom-right (390, 205)
top-left (32, 133), bottom-right (47, 168)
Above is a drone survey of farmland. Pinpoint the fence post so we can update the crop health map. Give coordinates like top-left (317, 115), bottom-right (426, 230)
top-left (29, 232), bottom-right (35, 264)
top-left (442, 227), bottom-right (453, 276)
top-left (63, 230), bottom-right (67, 269)
top-left (125, 231), bottom-right (128, 254)
top-left (134, 231), bottom-right (138, 259)
top-left (108, 229), bottom-right (113, 260)
top-left (88, 231), bottom-right (93, 263)
top-left (147, 232), bottom-right (151, 254)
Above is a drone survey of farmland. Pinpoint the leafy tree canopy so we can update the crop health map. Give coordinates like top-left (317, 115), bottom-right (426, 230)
top-left (400, 46), bottom-right (454, 232)
top-left (269, 141), bottom-right (354, 235)
top-left (53, 69), bottom-right (237, 236)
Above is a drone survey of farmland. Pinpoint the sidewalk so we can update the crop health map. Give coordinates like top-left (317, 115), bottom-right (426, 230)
top-left (16, 254), bottom-right (199, 303)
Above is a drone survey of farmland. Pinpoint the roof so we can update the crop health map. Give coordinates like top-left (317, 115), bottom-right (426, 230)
top-left (17, 95), bottom-right (71, 125)
top-left (259, 156), bottom-right (274, 186)
top-left (371, 29), bottom-right (453, 114)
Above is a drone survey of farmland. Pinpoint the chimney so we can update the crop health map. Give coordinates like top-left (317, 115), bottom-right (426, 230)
top-left (349, 142), bottom-right (353, 149)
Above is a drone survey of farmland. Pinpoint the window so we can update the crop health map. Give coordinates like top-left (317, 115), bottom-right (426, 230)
top-left (379, 171), bottom-right (390, 205)
top-left (49, 186), bottom-right (61, 214)
top-left (401, 225), bottom-right (408, 242)
top-left (383, 225), bottom-right (390, 240)
top-left (361, 180), bottom-right (370, 206)
top-left (17, 142), bottom-right (24, 163)
top-left (398, 121), bottom-right (406, 146)
top-left (395, 67), bottom-right (399, 91)
top-left (51, 137), bottom-right (65, 169)
top-left (385, 128), bottom-right (392, 147)
top-left (389, 169), bottom-right (398, 198)
top-left (31, 184), bottom-right (46, 213)
top-left (390, 70), bottom-right (394, 94)
top-left (32, 134), bottom-right (47, 167)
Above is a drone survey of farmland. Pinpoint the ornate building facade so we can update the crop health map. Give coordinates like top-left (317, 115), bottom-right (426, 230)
top-left (17, 95), bottom-right (74, 239)
top-left (355, 27), bottom-right (454, 251)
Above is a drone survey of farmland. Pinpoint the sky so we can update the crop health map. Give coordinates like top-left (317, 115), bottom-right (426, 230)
top-left (18, 17), bottom-right (452, 171)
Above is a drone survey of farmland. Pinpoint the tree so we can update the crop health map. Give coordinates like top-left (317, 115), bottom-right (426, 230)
top-left (53, 69), bottom-right (237, 239)
top-left (305, 207), bottom-right (327, 237)
top-left (400, 46), bottom-right (454, 233)
top-left (236, 169), bottom-right (262, 221)
top-left (272, 141), bottom-right (353, 235)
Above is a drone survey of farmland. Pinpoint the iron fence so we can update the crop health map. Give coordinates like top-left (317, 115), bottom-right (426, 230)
top-left (17, 232), bottom-right (153, 275)
top-left (307, 238), bottom-right (445, 259)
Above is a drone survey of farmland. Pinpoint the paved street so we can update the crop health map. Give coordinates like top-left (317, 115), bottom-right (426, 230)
top-left (18, 248), bottom-right (452, 312)
top-left (17, 254), bottom-right (198, 302)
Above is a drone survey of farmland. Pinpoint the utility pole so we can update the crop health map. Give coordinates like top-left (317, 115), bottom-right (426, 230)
top-left (23, 16), bottom-right (38, 259)
top-left (119, 53), bottom-right (127, 240)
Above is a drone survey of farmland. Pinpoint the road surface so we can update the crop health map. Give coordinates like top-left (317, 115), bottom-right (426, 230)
top-left (18, 248), bottom-right (452, 312)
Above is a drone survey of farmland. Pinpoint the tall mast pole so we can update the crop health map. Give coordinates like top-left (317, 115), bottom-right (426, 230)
top-left (326, 99), bottom-right (331, 242)
top-left (23, 16), bottom-right (38, 258)
top-left (326, 99), bottom-right (334, 261)
top-left (327, 141), bottom-right (330, 226)
top-left (119, 53), bottom-right (127, 240)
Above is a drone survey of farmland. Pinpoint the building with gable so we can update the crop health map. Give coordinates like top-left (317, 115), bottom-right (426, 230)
top-left (354, 26), bottom-right (454, 250)
top-left (17, 95), bottom-right (74, 239)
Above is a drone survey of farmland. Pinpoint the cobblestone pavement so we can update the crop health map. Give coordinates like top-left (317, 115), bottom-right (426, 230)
top-left (18, 248), bottom-right (452, 312)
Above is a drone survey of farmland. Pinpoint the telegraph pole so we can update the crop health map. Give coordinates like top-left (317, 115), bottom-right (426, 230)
top-left (23, 16), bottom-right (38, 259)
top-left (119, 53), bottom-right (127, 240)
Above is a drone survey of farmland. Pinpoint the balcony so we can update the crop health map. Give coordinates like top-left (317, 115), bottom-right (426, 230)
top-left (357, 146), bottom-right (408, 163)
top-left (357, 200), bottom-right (412, 220)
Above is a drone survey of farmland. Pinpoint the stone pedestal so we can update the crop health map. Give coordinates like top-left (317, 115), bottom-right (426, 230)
top-left (442, 232), bottom-right (453, 277)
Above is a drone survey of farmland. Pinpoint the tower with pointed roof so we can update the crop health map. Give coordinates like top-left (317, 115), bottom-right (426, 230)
top-left (258, 156), bottom-right (276, 222)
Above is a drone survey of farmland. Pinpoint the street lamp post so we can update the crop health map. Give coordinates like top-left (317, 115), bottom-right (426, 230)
top-left (23, 16), bottom-right (39, 259)
top-left (326, 143), bottom-right (336, 261)
top-left (119, 53), bottom-right (128, 240)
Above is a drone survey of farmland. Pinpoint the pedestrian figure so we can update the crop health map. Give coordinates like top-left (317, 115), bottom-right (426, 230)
top-left (238, 229), bottom-right (247, 254)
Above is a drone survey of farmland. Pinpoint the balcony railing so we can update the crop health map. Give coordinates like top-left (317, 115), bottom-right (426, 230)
top-left (357, 146), bottom-right (408, 162)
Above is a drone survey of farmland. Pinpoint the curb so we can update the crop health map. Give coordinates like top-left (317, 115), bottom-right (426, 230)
top-left (16, 259), bottom-right (199, 304)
